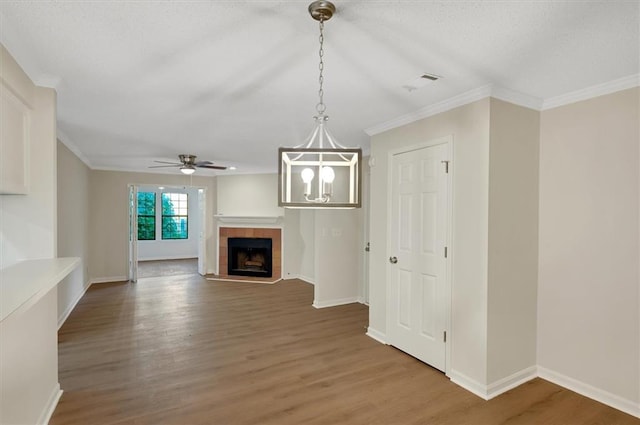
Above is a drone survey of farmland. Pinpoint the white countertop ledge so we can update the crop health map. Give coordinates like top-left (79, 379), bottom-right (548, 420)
top-left (0, 257), bottom-right (80, 323)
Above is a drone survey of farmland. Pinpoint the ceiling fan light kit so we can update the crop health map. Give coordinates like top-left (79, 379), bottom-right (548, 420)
top-left (278, 0), bottom-right (362, 209)
top-left (149, 153), bottom-right (227, 174)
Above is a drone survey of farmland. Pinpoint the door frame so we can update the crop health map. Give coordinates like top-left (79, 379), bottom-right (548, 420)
top-left (385, 135), bottom-right (454, 376)
top-left (127, 184), bottom-right (209, 281)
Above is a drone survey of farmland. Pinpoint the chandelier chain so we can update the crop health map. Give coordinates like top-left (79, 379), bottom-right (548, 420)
top-left (317, 18), bottom-right (326, 115)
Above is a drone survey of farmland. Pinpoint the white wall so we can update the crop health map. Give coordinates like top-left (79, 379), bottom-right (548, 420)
top-left (0, 45), bottom-right (57, 268)
top-left (486, 99), bottom-right (539, 384)
top-left (298, 209), bottom-right (315, 283)
top-left (57, 141), bottom-right (91, 327)
top-left (538, 87), bottom-right (640, 413)
top-left (216, 173), bottom-right (284, 217)
top-left (137, 185), bottom-right (200, 261)
top-left (369, 99), bottom-right (491, 386)
top-left (0, 43), bottom-right (61, 425)
top-left (313, 209), bottom-right (360, 307)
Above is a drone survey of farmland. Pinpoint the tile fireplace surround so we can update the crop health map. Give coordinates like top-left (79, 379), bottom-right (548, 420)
top-left (218, 227), bottom-right (282, 280)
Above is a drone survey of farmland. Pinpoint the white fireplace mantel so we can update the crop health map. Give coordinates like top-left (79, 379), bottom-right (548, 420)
top-left (214, 215), bottom-right (283, 226)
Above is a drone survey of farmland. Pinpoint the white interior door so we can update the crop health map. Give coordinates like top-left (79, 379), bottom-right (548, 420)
top-left (387, 141), bottom-right (451, 372)
top-left (128, 185), bottom-right (138, 283)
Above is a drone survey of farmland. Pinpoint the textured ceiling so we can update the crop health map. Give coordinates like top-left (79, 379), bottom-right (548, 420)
top-left (1, 1), bottom-right (638, 175)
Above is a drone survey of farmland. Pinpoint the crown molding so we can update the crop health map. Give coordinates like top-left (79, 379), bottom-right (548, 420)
top-left (56, 130), bottom-right (93, 169)
top-left (365, 84), bottom-right (544, 136)
top-left (365, 85), bottom-right (493, 136)
top-left (491, 86), bottom-right (544, 110)
top-left (541, 74), bottom-right (640, 111)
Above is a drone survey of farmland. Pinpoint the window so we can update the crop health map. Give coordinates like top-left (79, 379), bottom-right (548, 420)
top-left (137, 192), bottom-right (156, 240)
top-left (162, 192), bottom-right (188, 239)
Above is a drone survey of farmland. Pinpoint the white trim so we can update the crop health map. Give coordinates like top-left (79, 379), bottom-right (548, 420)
top-left (215, 215), bottom-right (283, 225)
top-left (491, 86), bottom-right (543, 110)
top-left (312, 296), bottom-right (360, 309)
top-left (449, 369), bottom-right (489, 400)
top-left (57, 280), bottom-right (91, 330)
top-left (137, 255), bottom-right (198, 262)
top-left (57, 129), bottom-right (93, 168)
top-left (541, 73), bottom-right (640, 110)
top-left (297, 274), bottom-right (315, 285)
top-left (365, 85), bottom-right (492, 136)
top-left (486, 366), bottom-right (538, 399)
top-left (366, 327), bottom-right (387, 344)
top-left (538, 366), bottom-right (640, 419)
top-left (90, 275), bottom-right (128, 284)
top-left (36, 383), bottom-right (62, 425)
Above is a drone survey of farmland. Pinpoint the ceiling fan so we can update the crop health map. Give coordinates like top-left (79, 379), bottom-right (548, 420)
top-left (149, 154), bottom-right (227, 175)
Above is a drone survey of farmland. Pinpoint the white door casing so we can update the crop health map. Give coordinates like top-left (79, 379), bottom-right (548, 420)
top-left (198, 188), bottom-right (207, 275)
top-left (128, 184), bottom-right (138, 283)
top-left (387, 138), bottom-right (452, 373)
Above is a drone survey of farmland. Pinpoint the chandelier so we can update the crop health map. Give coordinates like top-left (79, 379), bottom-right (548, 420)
top-left (278, 1), bottom-right (362, 209)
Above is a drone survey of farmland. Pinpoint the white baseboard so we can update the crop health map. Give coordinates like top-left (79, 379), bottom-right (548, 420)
top-left (90, 276), bottom-right (128, 284)
top-left (450, 366), bottom-right (537, 400)
top-left (312, 296), bottom-right (360, 309)
top-left (450, 369), bottom-right (490, 400)
top-left (57, 280), bottom-right (92, 330)
top-left (37, 383), bottom-right (62, 425)
top-left (298, 274), bottom-right (315, 285)
top-left (138, 255), bottom-right (197, 261)
top-left (538, 366), bottom-right (640, 419)
top-left (366, 327), bottom-right (387, 344)
top-left (487, 366), bottom-right (538, 399)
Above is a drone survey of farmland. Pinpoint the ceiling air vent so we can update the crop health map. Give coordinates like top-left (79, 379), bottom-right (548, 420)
top-left (402, 73), bottom-right (441, 92)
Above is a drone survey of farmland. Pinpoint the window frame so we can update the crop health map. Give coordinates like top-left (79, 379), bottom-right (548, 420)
top-left (161, 192), bottom-right (189, 240)
top-left (136, 191), bottom-right (156, 241)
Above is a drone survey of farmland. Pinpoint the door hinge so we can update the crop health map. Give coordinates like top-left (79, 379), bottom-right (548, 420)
top-left (444, 246), bottom-right (448, 258)
top-left (443, 330), bottom-right (447, 343)
top-left (441, 160), bottom-right (450, 173)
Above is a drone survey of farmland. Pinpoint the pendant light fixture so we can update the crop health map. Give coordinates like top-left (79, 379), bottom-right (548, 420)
top-left (278, 0), bottom-right (362, 209)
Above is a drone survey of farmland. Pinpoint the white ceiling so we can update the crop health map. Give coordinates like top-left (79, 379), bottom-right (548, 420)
top-left (1, 1), bottom-right (638, 175)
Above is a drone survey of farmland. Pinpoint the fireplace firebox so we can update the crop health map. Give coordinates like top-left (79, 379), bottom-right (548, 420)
top-left (227, 237), bottom-right (273, 278)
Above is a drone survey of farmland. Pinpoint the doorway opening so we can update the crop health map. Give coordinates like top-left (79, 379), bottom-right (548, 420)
top-left (128, 185), bottom-right (207, 281)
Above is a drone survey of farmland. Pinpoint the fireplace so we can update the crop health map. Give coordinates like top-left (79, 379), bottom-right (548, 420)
top-left (219, 226), bottom-right (282, 281)
top-left (227, 237), bottom-right (273, 278)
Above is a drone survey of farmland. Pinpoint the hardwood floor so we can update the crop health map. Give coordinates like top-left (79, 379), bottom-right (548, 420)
top-left (51, 276), bottom-right (638, 425)
top-left (137, 258), bottom-right (198, 278)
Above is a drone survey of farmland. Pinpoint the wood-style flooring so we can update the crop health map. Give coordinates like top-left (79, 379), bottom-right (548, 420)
top-left (51, 276), bottom-right (639, 425)
top-left (137, 258), bottom-right (198, 278)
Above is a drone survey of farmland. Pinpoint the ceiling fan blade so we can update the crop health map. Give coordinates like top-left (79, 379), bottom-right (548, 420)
top-left (148, 164), bottom-right (180, 168)
top-left (197, 164), bottom-right (227, 170)
top-left (194, 160), bottom-right (214, 166)
top-left (153, 160), bottom-right (182, 165)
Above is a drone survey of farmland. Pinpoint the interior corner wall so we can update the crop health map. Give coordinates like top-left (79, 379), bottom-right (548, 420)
top-left (368, 99), bottom-right (491, 386)
top-left (89, 170), bottom-right (217, 281)
top-left (282, 208), bottom-right (301, 279)
top-left (538, 87), bottom-right (640, 408)
top-left (0, 44), bottom-right (60, 425)
top-left (313, 209), bottom-right (360, 307)
top-left (298, 209), bottom-right (315, 283)
top-left (486, 99), bottom-right (539, 384)
top-left (0, 45), bottom-right (57, 268)
top-left (57, 141), bottom-right (91, 327)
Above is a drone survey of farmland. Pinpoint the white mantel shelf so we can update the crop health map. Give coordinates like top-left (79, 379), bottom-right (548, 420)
top-left (0, 257), bottom-right (80, 322)
top-left (214, 215), bottom-right (283, 225)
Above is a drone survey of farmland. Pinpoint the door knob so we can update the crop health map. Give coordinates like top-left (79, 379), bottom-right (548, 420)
top-left (389, 256), bottom-right (398, 264)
